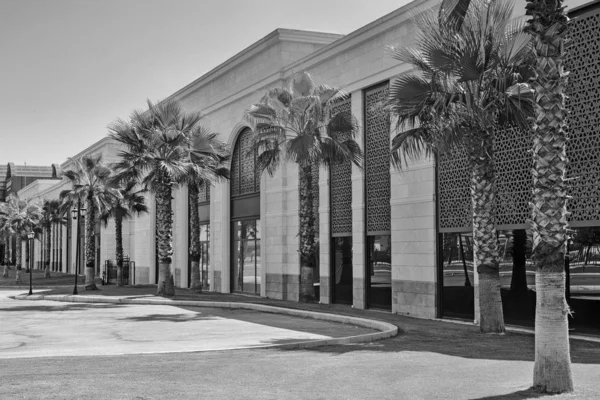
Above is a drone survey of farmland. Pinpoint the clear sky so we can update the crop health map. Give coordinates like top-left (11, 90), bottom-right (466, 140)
top-left (0, 0), bottom-right (411, 166)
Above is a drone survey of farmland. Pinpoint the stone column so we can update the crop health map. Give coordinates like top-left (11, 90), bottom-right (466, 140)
top-left (351, 89), bottom-right (367, 309)
top-left (319, 164), bottom-right (331, 304)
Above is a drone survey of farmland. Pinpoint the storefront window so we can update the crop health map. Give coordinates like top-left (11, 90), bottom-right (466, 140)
top-left (367, 235), bottom-right (391, 310)
top-left (333, 236), bottom-right (352, 304)
top-left (232, 219), bottom-right (261, 294)
top-left (441, 232), bottom-right (475, 319)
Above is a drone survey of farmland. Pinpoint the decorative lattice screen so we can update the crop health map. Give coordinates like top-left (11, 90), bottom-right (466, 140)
top-left (565, 4), bottom-right (600, 227)
top-left (365, 83), bottom-right (391, 234)
top-left (198, 182), bottom-right (210, 203)
top-left (231, 128), bottom-right (260, 197)
top-left (330, 97), bottom-right (353, 236)
top-left (438, 3), bottom-right (600, 232)
top-left (311, 161), bottom-right (319, 238)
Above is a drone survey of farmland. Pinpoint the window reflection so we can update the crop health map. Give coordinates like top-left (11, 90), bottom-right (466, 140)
top-left (441, 232), bottom-right (475, 319)
top-left (333, 236), bottom-right (353, 305)
top-left (232, 219), bottom-right (261, 294)
top-left (368, 235), bottom-right (391, 310)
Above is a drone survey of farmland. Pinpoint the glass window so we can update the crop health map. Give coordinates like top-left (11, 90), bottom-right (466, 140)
top-left (333, 236), bottom-right (353, 305)
top-left (367, 235), bottom-right (391, 310)
top-left (231, 218), bottom-right (261, 294)
top-left (568, 227), bottom-right (600, 335)
top-left (441, 232), bottom-right (475, 319)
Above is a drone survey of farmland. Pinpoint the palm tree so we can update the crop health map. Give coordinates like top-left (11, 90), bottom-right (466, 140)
top-left (386, 0), bottom-right (534, 332)
top-left (109, 100), bottom-right (230, 296)
top-left (60, 155), bottom-right (120, 290)
top-left (184, 127), bottom-right (229, 293)
top-left (244, 71), bottom-right (363, 302)
top-left (101, 180), bottom-right (148, 287)
top-left (0, 194), bottom-right (42, 282)
top-left (41, 199), bottom-right (61, 278)
top-left (524, 0), bottom-right (573, 393)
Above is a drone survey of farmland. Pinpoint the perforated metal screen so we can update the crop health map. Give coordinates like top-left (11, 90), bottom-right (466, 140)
top-left (438, 4), bottom-right (600, 232)
top-left (365, 83), bottom-right (391, 235)
top-left (330, 97), bottom-right (353, 236)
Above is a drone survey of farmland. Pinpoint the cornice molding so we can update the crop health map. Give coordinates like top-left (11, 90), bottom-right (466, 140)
top-left (166, 29), bottom-right (343, 104)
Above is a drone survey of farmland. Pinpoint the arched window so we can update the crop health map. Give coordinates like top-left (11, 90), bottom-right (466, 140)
top-left (231, 128), bottom-right (260, 197)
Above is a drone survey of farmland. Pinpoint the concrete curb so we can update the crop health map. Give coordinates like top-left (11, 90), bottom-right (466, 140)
top-left (13, 294), bottom-right (399, 350)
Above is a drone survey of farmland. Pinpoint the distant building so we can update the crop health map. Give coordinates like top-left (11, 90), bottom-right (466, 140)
top-left (0, 163), bottom-right (61, 201)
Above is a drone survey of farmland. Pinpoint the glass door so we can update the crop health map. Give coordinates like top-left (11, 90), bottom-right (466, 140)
top-left (332, 236), bottom-right (353, 304)
top-left (367, 235), bottom-right (392, 310)
top-left (231, 219), bottom-right (261, 294)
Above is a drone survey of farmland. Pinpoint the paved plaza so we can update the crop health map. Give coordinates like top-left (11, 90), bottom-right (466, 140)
top-left (0, 290), bottom-right (374, 359)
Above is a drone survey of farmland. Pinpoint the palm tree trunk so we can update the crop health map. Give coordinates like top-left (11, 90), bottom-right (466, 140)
top-left (84, 202), bottom-right (97, 290)
top-left (510, 230), bottom-right (528, 294)
top-left (470, 148), bottom-right (505, 333)
top-left (189, 184), bottom-right (202, 293)
top-left (44, 225), bottom-right (51, 278)
top-left (15, 234), bottom-right (23, 283)
top-left (298, 163), bottom-right (315, 302)
top-left (2, 236), bottom-right (9, 277)
top-left (459, 234), bottom-right (471, 287)
top-left (526, 0), bottom-right (573, 393)
top-left (115, 215), bottom-right (124, 287)
top-left (156, 178), bottom-right (175, 296)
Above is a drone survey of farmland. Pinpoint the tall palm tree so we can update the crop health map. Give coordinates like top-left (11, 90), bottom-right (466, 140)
top-left (41, 199), bottom-right (61, 278)
top-left (525, 0), bottom-right (573, 393)
top-left (185, 129), bottom-right (229, 293)
top-left (60, 155), bottom-right (120, 290)
top-left (109, 100), bottom-right (230, 296)
top-left (244, 71), bottom-right (363, 302)
top-left (101, 180), bottom-right (149, 287)
top-left (0, 194), bottom-right (42, 282)
top-left (386, 0), bottom-right (534, 332)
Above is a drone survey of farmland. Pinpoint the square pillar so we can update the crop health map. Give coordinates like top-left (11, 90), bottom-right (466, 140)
top-left (319, 164), bottom-right (331, 304)
top-left (351, 89), bottom-right (367, 309)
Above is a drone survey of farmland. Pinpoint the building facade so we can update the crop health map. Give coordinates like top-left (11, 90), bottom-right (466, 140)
top-left (12, 0), bottom-right (600, 331)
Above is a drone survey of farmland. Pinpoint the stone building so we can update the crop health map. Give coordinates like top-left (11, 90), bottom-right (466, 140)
top-left (14, 0), bottom-right (600, 332)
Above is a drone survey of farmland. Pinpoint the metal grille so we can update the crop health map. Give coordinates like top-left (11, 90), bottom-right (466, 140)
top-left (365, 83), bottom-right (391, 234)
top-left (231, 128), bottom-right (259, 197)
top-left (565, 5), bottom-right (600, 226)
top-left (312, 161), bottom-right (319, 237)
top-left (439, 125), bottom-right (533, 232)
top-left (330, 97), bottom-right (353, 235)
top-left (438, 3), bottom-right (600, 231)
top-left (198, 182), bottom-right (210, 204)
top-left (438, 146), bottom-right (471, 231)
top-left (494, 125), bottom-right (531, 227)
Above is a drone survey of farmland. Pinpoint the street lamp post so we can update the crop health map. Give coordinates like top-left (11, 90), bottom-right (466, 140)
top-left (71, 200), bottom-right (86, 295)
top-left (27, 231), bottom-right (35, 295)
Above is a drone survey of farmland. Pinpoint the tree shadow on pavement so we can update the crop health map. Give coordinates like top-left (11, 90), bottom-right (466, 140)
top-left (471, 388), bottom-right (547, 399)
top-left (0, 304), bottom-right (124, 312)
top-left (273, 321), bottom-right (600, 365)
top-left (119, 313), bottom-right (218, 322)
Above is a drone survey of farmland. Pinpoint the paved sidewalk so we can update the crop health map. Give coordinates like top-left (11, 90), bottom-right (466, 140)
top-left (1, 289), bottom-right (388, 359)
